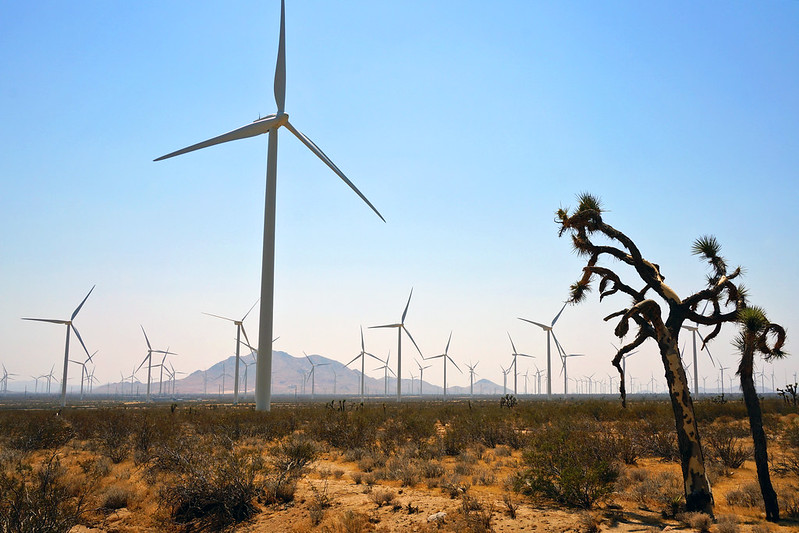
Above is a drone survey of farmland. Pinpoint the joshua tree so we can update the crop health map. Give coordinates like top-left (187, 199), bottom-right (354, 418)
top-left (556, 193), bottom-right (751, 515)
top-left (734, 306), bottom-right (786, 521)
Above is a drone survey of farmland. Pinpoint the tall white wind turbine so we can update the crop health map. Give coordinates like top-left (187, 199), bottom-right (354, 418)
top-left (139, 326), bottom-right (175, 402)
top-left (346, 327), bottom-right (382, 401)
top-left (507, 332), bottom-right (534, 396)
top-left (425, 332), bottom-right (461, 399)
top-left (370, 289), bottom-right (424, 402)
top-left (22, 286), bottom-right (95, 407)
top-left (374, 351), bottom-right (396, 397)
top-left (203, 299), bottom-right (258, 405)
top-left (155, 0), bottom-right (384, 412)
top-left (518, 302), bottom-right (567, 399)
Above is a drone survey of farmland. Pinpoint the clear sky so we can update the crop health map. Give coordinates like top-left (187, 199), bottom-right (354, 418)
top-left (1, 1), bottom-right (798, 394)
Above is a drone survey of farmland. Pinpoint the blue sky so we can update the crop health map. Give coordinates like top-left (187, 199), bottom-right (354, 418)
top-left (1, 1), bottom-right (798, 394)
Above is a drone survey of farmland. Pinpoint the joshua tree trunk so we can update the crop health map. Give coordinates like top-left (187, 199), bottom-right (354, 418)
top-left (659, 326), bottom-right (713, 513)
top-left (739, 348), bottom-right (779, 520)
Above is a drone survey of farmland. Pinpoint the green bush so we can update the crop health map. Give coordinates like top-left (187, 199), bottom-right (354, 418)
top-left (513, 424), bottom-right (620, 509)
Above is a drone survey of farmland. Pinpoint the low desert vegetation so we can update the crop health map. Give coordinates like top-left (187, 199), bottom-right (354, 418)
top-left (0, 397), bottom-right (797, 531)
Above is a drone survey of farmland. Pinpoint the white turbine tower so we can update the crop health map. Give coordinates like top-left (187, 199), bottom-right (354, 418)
top-left (370, 289), bottom-right (424, 402)
top-left (518, 302), bottom-right (567, 398)
top-left (69, 350), bottom-right (96, 400)
top-left (156, 0), bottom-right (384, 412)
top-left (22, 285), bottom-right (95, 407)
top-left (507, 332), bottom-right (534, 396)
top-left (500, 364), bottom-right (510, 395)
top-left (203, 299), bottom-right (258, 405)
top-left (425, 332), bottom-right (461, 399)
top-left (346, 327), bottom-right (383, 401)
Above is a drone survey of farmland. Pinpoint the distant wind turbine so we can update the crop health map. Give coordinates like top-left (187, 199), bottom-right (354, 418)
top-left (203, 299), bottom-right (258, 405)
top-left (425, 332), bottom-right (461, 399)
top-left (69, 350), bottom-right (97, 400)
top-left (518, 302), bottom-right (567, 398)
top-left (375, 352), bottom-right (396, 396)
top-left (370, 289), bottom-right (423, 402)
top-left (466, 361), bottom-right (479, 396)
top-left (346, 327), bottom-right (383, 401)
top-left (155, 0), bottom-right (384, 412)
top-left (22, 285), bottom-right (95, 407)
top-left (304, 352), bottom-right (329, 398)
top-left (681, 324), bottom-right (715, 397)
top-left (138, 326), bottom-right (175, 402)
top-left (415, 359), bottom-right (432, 396)
top-left (500, 364), bottom-right (510, 395)
top-left (507, 333), bottom-right (534, 396)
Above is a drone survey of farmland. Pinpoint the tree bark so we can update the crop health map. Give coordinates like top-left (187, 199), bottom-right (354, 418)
top-left (659, 326), bottom-right (714, 514)
top-left (739, 353), bottom-right (780, 521)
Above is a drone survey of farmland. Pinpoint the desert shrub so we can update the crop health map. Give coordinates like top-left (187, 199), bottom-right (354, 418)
top-left (502, 492), bottom-right (517, 518)
top-left (725, 482), bottom-right (763, 508)
top-left (472, 467), bottom-right (496, 486)
top-left (513, 424), bottom-right (620, 509)
top-left (704, 423), bottom-right (751, 469)
top-left (384, 455), bottom-right (419, 487)
top-left (714, 514), bottom-right (740, 533)
top-left (6, 412), bottom-right (73, 451)
top-left (0, 453), bottom-right (88, 532)
top-left (677, 511), bottom-right (712, 532)
top-left (453, 460), bottom-right (474, 477)
top-left (100, 484), bottom-right (135, 510)
top-left (98, 411), bottom-right (131, 463)
top-left (778, 485), bottom-right (799, 519)
top-left (263, 434), bottom-right (319, 504)
top-left (578, 511), bottom-right (603, 533)
top-left (441, 473), bottom-right (470, 499)
top-left (356, 450), bottom-right (386, 473)
top-left (419, 460), bottom-right (445, 479)
top-left (458, 494), bottom-right (493, 533)
top-left (307, 409), bottom-right (379, 451)
top-left (308, 482), bottom-right (331, 526)
top-left (321, 510), bottom-right (374, 533)
top-left (637, 418), bottom-right (679, 462)
top-left (159, 444), bottom-right (265, 530)
top-left (369, 488), bottom-right (396, 507)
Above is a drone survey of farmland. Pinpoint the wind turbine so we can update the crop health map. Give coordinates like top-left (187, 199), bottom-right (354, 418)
top-left (370, 289), bottom-right (423, 402)
top-left (69, 350), bottom-right (96, 400)
top-left (139, 326), bottom-right (175, 402)
top-left (155, 0), bottom-right (384, 412)
top-left (346, 327), bottom-right (382, 401)
top-left (44, 365), bottom-right (57, 394)
top-left (375, 352), bottom-right (396, 397)
top-left (500, 364), bottom-right (509, 395)
top-left (507, 333), bottom-right (534, 395)
top-left (22, 285), bottom-right (95, 407)
top-left (425, 332), bottom-right (461, 399)
top-left (534, 365), bottom-right (544, 395)
top-left (719, 365), bottom-right (729, 400)
top-left (518, 302), bottom-right (567, 398)
top-left (681, 324), bottom-right (715, 397)
top-left (304, 352), bottom-right (329, 398)
top-left (203, 299), bottom-right (258, 405)
top-left (415, 359), bottom-right (432, 396)
top-left (466, 361), bottom-right (479, 396)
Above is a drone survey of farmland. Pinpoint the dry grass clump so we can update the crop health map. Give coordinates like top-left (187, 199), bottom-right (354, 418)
top-left (368, 488), bottom-right (397, 508)
top-left (621, 468), bottom-right (684, 515)
top-left (714, 514), bottom-right (740, 533)
top-left (676, 511), bottom-right (713, 532)
top-left (577, 511), bottom-right (604, 533)
top-left (99, 483), bottom-right (135, 510)
top-left (704, 423), bottom-right (751, 469)
top-left (725, 481), bottom-right (763, 508)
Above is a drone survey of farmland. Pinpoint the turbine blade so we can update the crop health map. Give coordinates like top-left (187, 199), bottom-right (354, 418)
top-left (507, 332), bottom-right (517, 354)
top-left (242, 298), bottom-right (260, 321)
top-left (697, 332), bottom-right (716, 367)
top-left (240, 324), bottom-right (252, 349)
top-left (71, 325), bottom-right (91, 358)
top-left (155, 116), bottom-right (282, 161)
top-left (141, 325), bottom-right (152, 350)
top-left (403, 327), bottom-right (424, 357)
top-left (274, 0), bottom-right (286, 113)
top-left (551, 302), bottom-right (568, 327)
top-left (345, 354), bottom-right (361, 367)
top-left (202, 312), bottom-right (236, 322)
top-left (284, 121), bottom-right (385, 222)
top-left (71, 285), bottom-right (95, 320)
top-left (518, 318), bottom-right (549, 330)
top-left (360, 325), bottom-right (365, 352)
top-left (445, 331), bottom-right (452, 355)
top-left (402, 288), bottom-right (413, 323)
top-left (370, 323), bottom-right (401, 329)
top-left (21, 318), bottom-right (68, 324)
top-left (448, 357), bottom-right (462, 373)
top-left (365, 352), bottom-right (384, 362)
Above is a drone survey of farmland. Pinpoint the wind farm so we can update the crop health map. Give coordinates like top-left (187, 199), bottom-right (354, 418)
top-left (2, 1), bottom-right (799, 531)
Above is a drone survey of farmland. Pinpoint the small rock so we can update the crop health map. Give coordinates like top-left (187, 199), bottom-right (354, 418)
top-left (427, 511), bottom-right (446, 522)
